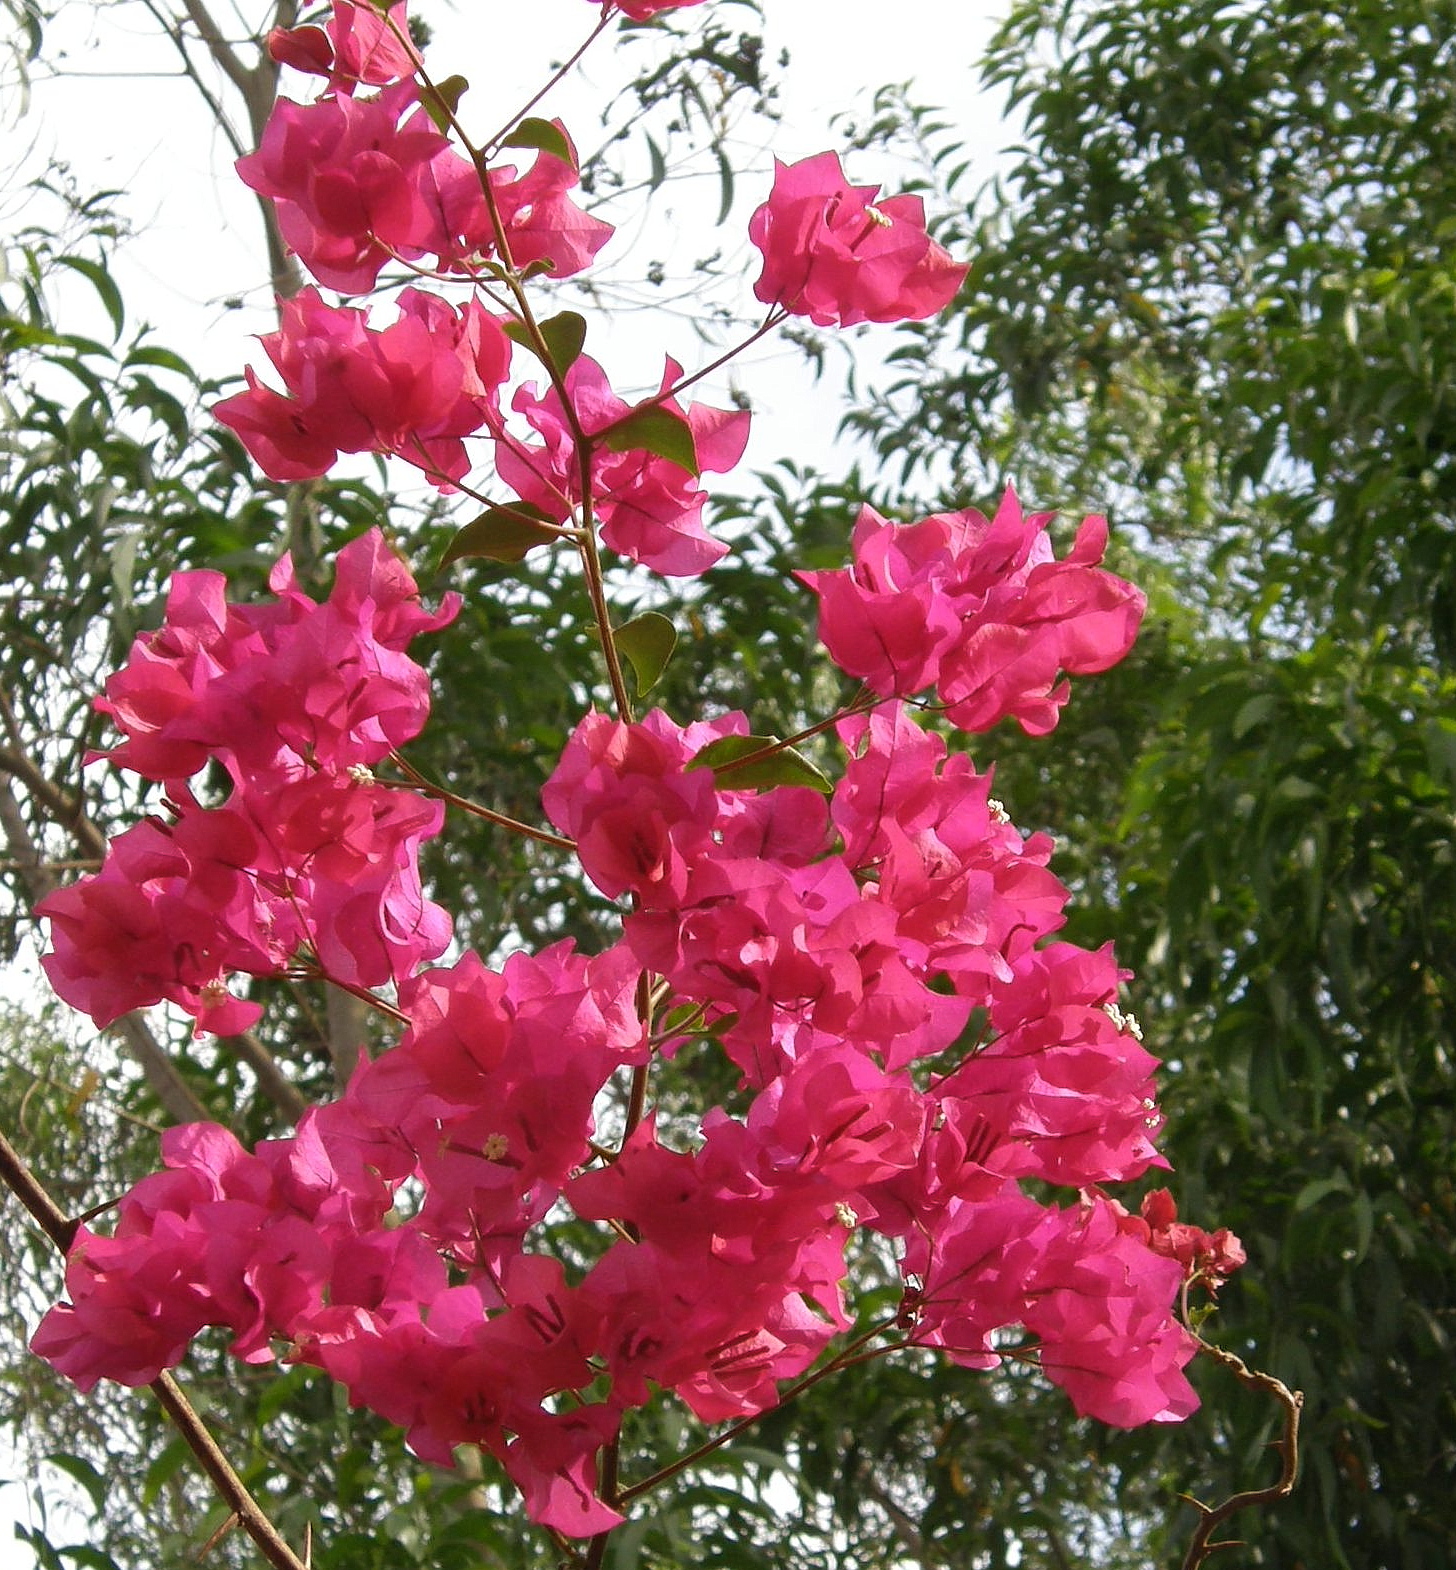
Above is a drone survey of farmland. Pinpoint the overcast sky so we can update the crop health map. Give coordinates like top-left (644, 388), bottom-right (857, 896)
top-left (21, 0), bottom-right (1008, 470)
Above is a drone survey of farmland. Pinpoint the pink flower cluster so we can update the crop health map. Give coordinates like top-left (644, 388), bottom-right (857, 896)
top-left (495, 356), bottom-right (750, 576)
top-left (215, 286), bottom-right (512, 487)
top-left (31, 0), bottom-right (1240, 1547)
top-left (238, 70), bottom-right (609, 295)
top-left (268, 1), bottom-right (420, 96)
top-left (38, 531), bottom-right (456, 1034)
top-left (217, 0), bottom-right (981, 580)
top-left (800, 488), bottom-right (1147, 734)
top-left (36, 571), bottom-right (1219, 1533)
top-left (749, 150), bottom-right (967, 327)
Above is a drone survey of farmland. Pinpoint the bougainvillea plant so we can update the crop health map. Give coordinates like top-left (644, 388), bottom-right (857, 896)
top-left (14, 2), bottom-right (1279, 1565)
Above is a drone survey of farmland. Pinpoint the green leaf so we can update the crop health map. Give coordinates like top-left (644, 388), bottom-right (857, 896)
top-left (538, 310), bottom-right (587, 373)
top-left (123, 345), bottom-right (194, 377)
top-left (714, 141), bottom-right (735, 225)
top-left (501, 116), bottom-right (574, 167)
top-left (441, 504), bottom-right (561, 566)
top-left (1352, 1188), bottom-right (1374, 1263)
top-left (140, 1437), bottom-right (189, 1509)
top-left (689, 734), bottom-right (833, 794)
top-left (615, 611), bottom-right (677, 694)
top-left (600, 405), bottom-right (698, 475)
top-left (42, 1454), bottom-right (107, 1517)
top-left (1232, 693), bottom-right (1278, 741)
top-left (502, 311), bottom-right (587, 374)
top-left (421, 74), bottom-right (469, 132)
top-left (57, 256), bottom-right (123, 340)
top-left (1293, 1173), bottom-right (1352, 1211)
top-left (645, 132), bottom-right (667, 193)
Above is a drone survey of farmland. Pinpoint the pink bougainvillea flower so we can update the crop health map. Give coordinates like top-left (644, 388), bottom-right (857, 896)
top-left (488, 122), bottom-right (616, 281)
top-left (95, 527), bottom-right (455, 789)
top-left (240, 91), bottom-right (611, 293)
top-left (1110, 1188), bottom-right (1248, 1286)
top-left (800, 488), bottom-right (1146, 735)
top-left (599, 0), bottom-right (711, 18)
top-left (909, 1189), bottom-right (1200, 1428)
top-left (496, 355), bottom-right (749, 576)
top-left (39, 531), bottom-right (456, 1030)
top-left (214, 286), bottom-right (511, 487)
top-left (237, 84), bottom-right (464, 293)
top-left (269, 2), bottom-right (421, 96)
top-left (748, 150), bottom-right (966, 327)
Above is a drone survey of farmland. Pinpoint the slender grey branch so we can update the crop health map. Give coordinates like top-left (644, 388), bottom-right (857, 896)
top-left (0, 744), bottom-right (106, 859)
top-left (141, 0), bottom-right (249, 161)
top-left (221, 1030), bottom-right (309, 1122)
top-left (107, 1015), bottom-right (211, 1125)
top-left (145, 0), bottom-right (301, 297)
top-left (0, 1131), bottom-right (309, 1570)
top-left (176, 0), bottom-right (254, 101)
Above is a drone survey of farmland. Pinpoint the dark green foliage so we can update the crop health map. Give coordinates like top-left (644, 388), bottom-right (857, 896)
top-left (826, 2), bottom-right (1456, 1563)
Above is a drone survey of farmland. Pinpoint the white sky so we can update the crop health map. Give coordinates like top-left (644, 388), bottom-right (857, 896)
top-left (20, 0), bottom-right (1008, 469)
top-left (2, 1), bottom-right (1010, 1561)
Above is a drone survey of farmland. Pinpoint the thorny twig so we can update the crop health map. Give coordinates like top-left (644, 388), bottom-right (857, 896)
top-left (1180, 1284), bottom-right (1303, 1569)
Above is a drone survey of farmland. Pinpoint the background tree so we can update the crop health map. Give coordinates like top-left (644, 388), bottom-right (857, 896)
top-left (805, 1), bottom-right (1456, 1564)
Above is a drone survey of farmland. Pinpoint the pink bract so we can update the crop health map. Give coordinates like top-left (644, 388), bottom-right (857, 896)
top-left (800, 487), bottom-right (1147, 735)
top-left (496, 355), bottom-right (749, 576)
top-left (749, 150), bottom-right (967, 327)
top-left (268, 2), bottom-right (421, 96)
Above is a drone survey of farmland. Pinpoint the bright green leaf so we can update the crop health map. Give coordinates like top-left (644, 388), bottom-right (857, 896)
top-left (615, 611), bottom-right (677, 694)
top-left (689, 734), bottom-right (832, 794)
top-left (539, 310), bottom-right (587, 373)
top-left (57, 256), bottom-right (123, 341)
top-left (502, 311), bottom-right (587, 373)
top-left (600, 405), bottom-right (698, 475)
top-left (421, 74), bottom-right (469, 132)
top-left (500, 116), bottom-right (574, 167)
top-left (441, 504), bottom-right (561, 566)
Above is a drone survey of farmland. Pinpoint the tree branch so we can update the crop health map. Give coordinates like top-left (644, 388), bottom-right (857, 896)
top-left (107, 1014), bottom-right (211, 1125)
top-left (176, 0), bottom-right (253, 101)
top-left (1181, 1332), bottom-right (1303, 1569)
top-left (221, 1029), bottom-right (309, 1122)
top-left (0, 1131), bottom-right (309, 1570)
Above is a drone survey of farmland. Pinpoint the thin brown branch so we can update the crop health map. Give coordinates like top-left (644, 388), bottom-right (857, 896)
top-left (384, 755), bottom-right (576, 850)
top-left (618, 1320), bottom-right (899, 1505)
top-left (0, 1131), bottom-right (309, 1570)
top-left (1181, 1329), bottom-right (1303, 1570)
top-left (480, 13), bottom-right (615, 153)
